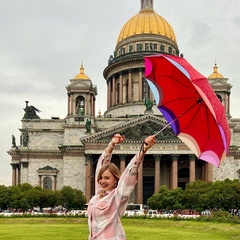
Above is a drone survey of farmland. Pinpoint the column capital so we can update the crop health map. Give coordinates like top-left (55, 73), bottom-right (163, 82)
top-left (10, 163), bottom-right (19, 169)
top-left (118, 154), bottom-right (127, 159)
top-left (171, 154), bottom-right (179, 160)
top-left (189, 154), bottom-right (196, 161)
top-left (85, 154), bottom-right (93, 165)
top-left (154, 154), bottom-right (162, 160)
top-left (85, 154), bottom-right (93, 160)
top-left (21, 162), bottom-right (29, 168)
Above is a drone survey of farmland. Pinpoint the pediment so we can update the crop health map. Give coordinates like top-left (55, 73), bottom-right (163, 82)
top-left (38, 165), bottom-right (58, 171)
top-left (209, 78), bottom-right (231, 87)
top-left (67, 79), bottom-right (93, 89)
top-left (81, 115), bottom-right (179, 144)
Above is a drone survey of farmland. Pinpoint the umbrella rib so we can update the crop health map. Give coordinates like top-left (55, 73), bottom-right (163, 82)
top-left (155, 98), bottom-right (203, 136)
top-left (164, 96), bottom-right (199, 105)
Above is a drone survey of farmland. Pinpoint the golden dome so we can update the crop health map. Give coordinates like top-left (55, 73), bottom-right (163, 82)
top-left (208, 63), bottom-right (224, 79)
top-left (117, 6), bottom-right (177, 44)
top-left (74, 64), bottom-right (90, 80)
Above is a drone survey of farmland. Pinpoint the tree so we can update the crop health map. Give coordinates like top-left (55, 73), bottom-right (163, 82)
top-left (25, 187), bottom-right (43, 209)
top-left (183, 180), bottom-right (212, 211)
top-left (0, 185), bottom-right (10, 210)
top-left (58, 186), bottom-right (86, 211)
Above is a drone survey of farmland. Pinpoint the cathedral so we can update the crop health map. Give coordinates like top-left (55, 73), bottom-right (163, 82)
top-left (8, 0), bottom-right (240, 204)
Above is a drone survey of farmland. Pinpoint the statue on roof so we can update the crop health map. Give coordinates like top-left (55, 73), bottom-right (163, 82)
top-left (20, 130), bottom-right (29, 147)
top-left (12, 135), bottom-right (16, 147)
top-left (145, 99), bottom-right (153, 111)
top-left (85, 119), bottom-right (91, 133)
top-left (22, 101), bottom-right (41, 119)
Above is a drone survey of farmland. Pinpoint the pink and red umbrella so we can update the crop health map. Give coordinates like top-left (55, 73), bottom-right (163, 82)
top-left (144, 54), bottom-right (231, 167)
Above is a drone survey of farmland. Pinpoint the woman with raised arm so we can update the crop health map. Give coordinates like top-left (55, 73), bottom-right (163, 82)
top-left (87, 133), bottom-right (156, 240)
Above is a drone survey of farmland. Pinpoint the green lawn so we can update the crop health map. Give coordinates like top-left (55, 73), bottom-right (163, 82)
top-left (0, 217), bottom-right (239, 240)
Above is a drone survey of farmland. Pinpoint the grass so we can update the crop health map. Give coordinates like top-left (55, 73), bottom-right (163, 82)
top-left (0, 217), bottom-right (239, 240)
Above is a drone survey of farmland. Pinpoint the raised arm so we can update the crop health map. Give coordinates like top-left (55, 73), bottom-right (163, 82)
top-left (105, 134), bottom-right (125, 154)
top-left (116, 135), bottom-right (156, 215)
top-left (95, 134), bottom-right (125, 194)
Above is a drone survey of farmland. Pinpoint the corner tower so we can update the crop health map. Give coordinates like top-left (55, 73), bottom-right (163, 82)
top-left (103, 0), bottom-right (179, 117)
top-left (208, 63), bottom-right (232, 120)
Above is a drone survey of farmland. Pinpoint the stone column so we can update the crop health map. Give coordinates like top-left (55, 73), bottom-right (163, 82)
top-left (154, 154), bottom-right (161, 193)
top-left (93, 96), bottom-right (96, 117)
top-left (128, 70), bottom-right (132, 102)
top-left (227, 93), bottom-right (230, 115)
top-left (138, 68), bottom-right (143, 101)
top-left (189, 154), bottom-right (196, 182)
top-left (119, 154), bottom-right (127, 174)
top-left (86, 94), bottom-right (91, 115)
top-left (136, 163), bottom-right (143, 203)
top-left (150, 90), bottom-right (154, 102)
top-left (85, 154), bottom-right (92, 202)
top-left (54, 175), bottom-right (57, 191)
top-left (170, 154), bottom-right (179, 189)
top-left (107, 79), bottom-right (111, 108)
top-left (90, 95), bottom-right (94, 116)
top-left (39, 175), bottom-right (42, 187)
top-left (205, 163), bottom-right (213, 182)
top-left (72, 96), bottom-right (75, 115)
top-left (119, 73), bottom-right (123, 104)
top-left (17, 164), bottom-right (20, 185)
top-left (112, 76), bottom-right (116, 106)
top-left (67, 92), bottom-right (71, 115)
top-left (11, 164), bottom-right (17, 186)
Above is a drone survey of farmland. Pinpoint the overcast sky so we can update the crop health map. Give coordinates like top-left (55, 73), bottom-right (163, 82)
top-left (0, 0), bottom-right (240, 185)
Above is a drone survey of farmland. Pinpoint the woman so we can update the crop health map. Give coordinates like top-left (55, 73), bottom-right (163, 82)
top-left (87, 133), bottom-right (156, 239)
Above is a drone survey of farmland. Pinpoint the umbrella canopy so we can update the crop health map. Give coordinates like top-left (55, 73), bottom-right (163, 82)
top-left (144, 54), bottom-right (231, 167)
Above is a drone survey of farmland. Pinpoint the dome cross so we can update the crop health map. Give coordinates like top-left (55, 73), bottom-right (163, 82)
top-left (141, 0), bottom-right (154, 10)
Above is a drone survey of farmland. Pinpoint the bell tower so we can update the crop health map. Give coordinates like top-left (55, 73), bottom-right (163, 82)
top-left (66, 64), bottom-right (97, 119)
top-left (208, 63), bottom-right (232, 120)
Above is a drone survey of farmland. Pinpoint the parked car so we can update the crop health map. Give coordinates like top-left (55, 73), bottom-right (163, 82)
top-left (201, 209), bottom-right (211, 216)
top-left (124, 209), bottom-right (145, 217)
top-left (147, 210), bottom-right (159, 218)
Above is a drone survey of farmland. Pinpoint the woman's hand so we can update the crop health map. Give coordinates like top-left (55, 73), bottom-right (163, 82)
top-left (111, 134), bottom-right (125, 145)
top-left (106, 134), bottom-right (125, 152)
top-left (143, 135), bottom-right (156, 152)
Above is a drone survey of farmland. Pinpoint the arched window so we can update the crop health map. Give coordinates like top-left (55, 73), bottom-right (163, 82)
top-left (129, 44), bottom-right (133, 53)
top-left (160, 44), bottom-right (165, 52)
top-left (43, 177), bottom-right (52, 190)
top-left (76, 96), bottom-right (85, 116)
top-left (216, 94), bottom-right (222, 103)
top-left (145, 43), bottom-right (149, 51)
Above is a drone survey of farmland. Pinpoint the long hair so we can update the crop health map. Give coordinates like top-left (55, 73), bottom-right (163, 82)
top-left (97, 163), bottom-right (120, 187)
